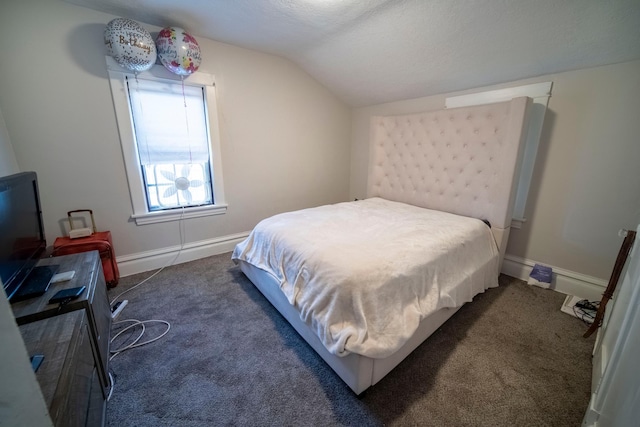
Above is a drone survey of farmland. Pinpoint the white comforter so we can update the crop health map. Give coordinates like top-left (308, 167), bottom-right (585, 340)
top-left (232, 198), bottom-right (499, 358)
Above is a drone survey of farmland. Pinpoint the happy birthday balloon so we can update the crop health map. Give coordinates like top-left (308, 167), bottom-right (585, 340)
top-left (155, 27), bottom-right (202, 76)
top-left (104, 18), bottom-right (157, 72)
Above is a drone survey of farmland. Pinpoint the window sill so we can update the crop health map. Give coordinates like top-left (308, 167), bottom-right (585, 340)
top-left (511, 218), bottom-right (527, 229)
top-left (131, 204), bottom-right (228, 225)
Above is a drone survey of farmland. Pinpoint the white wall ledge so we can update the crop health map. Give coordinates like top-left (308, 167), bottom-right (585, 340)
top-left (116, 231), bottom-right (248, 277)
top-left (502, 254), bottom-right (607, 301)
top-left (131, 204), bottom-right (228, 225)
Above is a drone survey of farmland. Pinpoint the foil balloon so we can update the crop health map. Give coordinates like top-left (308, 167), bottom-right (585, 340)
top-left (156, 27), bottom-right (202, 76)
top-left (104, 18), bottom-right (157, 72)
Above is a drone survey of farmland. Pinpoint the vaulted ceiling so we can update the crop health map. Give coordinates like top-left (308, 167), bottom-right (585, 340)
top-left (66, 0), bottom-right (640, 107)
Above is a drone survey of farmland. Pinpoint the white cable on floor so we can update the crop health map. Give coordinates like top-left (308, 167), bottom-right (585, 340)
top-left (109, 207), bottom-right (186, 307)
top-left (107, 208), bottom-right (184, 401)
top-left (110, 319), bottom-right (171, 360)
top-left (107, 318), bottom-right (171, 402)
top-left (107, 372), bottom-right (115, 401)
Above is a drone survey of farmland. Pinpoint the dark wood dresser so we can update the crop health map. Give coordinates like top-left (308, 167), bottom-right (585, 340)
top-left (12, 251), bottom-right (112, 427)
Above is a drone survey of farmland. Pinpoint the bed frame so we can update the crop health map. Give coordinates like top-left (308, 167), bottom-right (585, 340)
top-left (237, 97), bottom-right (532, 394)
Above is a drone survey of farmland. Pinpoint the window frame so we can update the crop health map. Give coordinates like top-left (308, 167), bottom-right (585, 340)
top-left (106, 56), bottom-right (226, 225)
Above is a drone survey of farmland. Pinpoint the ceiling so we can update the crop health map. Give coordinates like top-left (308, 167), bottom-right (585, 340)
top-left (66, 0), bottom-right (640, 107)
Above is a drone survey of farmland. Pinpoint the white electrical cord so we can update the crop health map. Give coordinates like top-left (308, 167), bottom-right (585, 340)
top-left (108, 372), bottom-right (115, 401)
top-left (109, 207), bottom-right (186, 307)
top-left (106, 319), bottom-right (171, 401)
top-left (110, 319), bottom-right (172, 361)
top-left (107, 207), bottom-right (185, 401)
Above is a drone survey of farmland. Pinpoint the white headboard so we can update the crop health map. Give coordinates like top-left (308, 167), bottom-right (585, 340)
top-left (367, 97), bottom-right (531, 259)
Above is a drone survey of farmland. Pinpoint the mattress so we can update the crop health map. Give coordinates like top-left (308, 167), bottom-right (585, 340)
top-left (232, 197), bottom-right (499, 359)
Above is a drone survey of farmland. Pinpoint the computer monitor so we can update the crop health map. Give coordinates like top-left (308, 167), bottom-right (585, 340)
top-left (0, 172), bottom-right (52, 302)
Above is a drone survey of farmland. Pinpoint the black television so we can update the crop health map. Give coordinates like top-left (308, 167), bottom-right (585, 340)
top-left (0, 171), bottom-right (57, 302)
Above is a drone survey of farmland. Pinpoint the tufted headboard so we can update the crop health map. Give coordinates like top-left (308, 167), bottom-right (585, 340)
top-left (367, 97), bottom-right (531, 262)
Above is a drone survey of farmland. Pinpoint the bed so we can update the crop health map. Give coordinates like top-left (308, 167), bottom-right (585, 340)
top-left (232, 96), bottom-right (532, 394)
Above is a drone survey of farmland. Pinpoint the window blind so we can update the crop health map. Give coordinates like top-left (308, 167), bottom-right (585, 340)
top-left (127, 77), bottom-right (210, 165)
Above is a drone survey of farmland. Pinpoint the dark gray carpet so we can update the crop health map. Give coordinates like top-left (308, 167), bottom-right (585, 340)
top-left (106, 252), bottom-right (594, 426)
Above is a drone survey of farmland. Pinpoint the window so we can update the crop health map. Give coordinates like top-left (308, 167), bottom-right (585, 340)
top-left (106, 57), bottom-right (226, 225)
top-left (128, 79), bottom-right (213, 211)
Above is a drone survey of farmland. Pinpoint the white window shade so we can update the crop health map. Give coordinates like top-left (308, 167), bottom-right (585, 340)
top-left (127, 77), bottom-right (210, 165)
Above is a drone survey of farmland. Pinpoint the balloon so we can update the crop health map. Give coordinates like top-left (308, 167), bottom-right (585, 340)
top-left (104, 18), bottom-right (157, 72)
top-left (156, 27), bottom-right (202, 76)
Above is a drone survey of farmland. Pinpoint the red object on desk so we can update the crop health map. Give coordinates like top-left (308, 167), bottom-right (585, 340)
top-left (52, 210), bottom-right (120, 288)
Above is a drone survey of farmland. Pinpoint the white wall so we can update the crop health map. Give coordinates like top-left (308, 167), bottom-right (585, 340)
top-left (0, 0), bottom-right (351, 263)
top-left (0, 289), bottom-right (52, 427)
top-left (351, 60), bottom-right (640, 281)
top-left (0, 109), bottom-right (50, 427)
top-left (583, 225), bottom-right (640, 426)
top-left (0, 107), bottom-right (19, 177)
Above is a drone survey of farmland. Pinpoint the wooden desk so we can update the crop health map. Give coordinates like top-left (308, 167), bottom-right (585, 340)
top-left (12, 251), bottom-right (111, 426)
top-left (20, 310), bottom-right (106, 427)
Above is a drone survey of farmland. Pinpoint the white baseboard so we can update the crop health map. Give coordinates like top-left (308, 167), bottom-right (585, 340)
top-left (501, 254), bottom-right (607, 301)
top-left (116, 237), bottom-right (607, 300)
top-left (116, 232), bottom-right (250, 277)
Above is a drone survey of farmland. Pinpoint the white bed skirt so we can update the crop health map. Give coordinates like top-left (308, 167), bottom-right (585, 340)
top-left (237, 259), bottom-right (461, 394)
